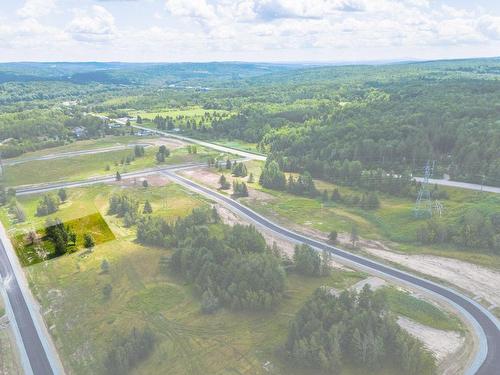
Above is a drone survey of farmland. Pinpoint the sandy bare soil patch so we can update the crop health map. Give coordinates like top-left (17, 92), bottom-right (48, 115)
top-left (149, 137), bottom-right (187, 150)
top-left (181, 167), bottom-right (275, 201)
top-left (118, 174), bottom-right (171, 187)
top-left (351, 276), bottom-right (387, 292)
top-left (216, 204), bottom-right (347, 269)
top-left (397, 317), bottom-right (464, 362)
top-left (362, 246), bottom-right (500, 308)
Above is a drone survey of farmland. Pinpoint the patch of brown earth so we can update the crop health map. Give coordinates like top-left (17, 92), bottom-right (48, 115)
top-left (148, 137), bottom-right (187, 150)
top-left (215, 204), bottom-right (346, 269)
top-left (180, 167), bottom-right (275, 202)
top-left (397, 317), bottom-right (465, 364)
top-left (363, 245), bottom-right (500, 309)
top-left (118, 173), bottom-right (171, 187)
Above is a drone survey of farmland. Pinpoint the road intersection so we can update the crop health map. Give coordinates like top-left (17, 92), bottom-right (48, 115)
top-left (0, 131), bottom-right (498, 375)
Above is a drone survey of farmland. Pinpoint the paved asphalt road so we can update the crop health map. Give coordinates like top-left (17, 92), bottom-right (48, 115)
top-left (134, 124), bottom-right (500, 194)
top-left (0, 162), bottom-right (205, 375)
top-left (3, 143), bottom-right (151, 167)
top-left (15, 162), bottom-right (204, 196)
top-left (131, 125), bottom-right (267, 161)
top-left (0, 240), bottom-right (53, 375)
top-left (414, 177), bottom-right (500, 194)
top-left (164, 170), bottom-right (500, 375)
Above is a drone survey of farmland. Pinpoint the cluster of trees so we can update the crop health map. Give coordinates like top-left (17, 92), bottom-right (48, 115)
top-left (42, 218), bottom-right (95, 257)
top-left (108, 194), bottom-right (139, 227)
top-left (36, 194), bottom-right (60, 216)
top-left (231, 162), bottom-right (248, 177)
top-left (152, 111), bottom-right (229, 132)
top-left (286, 172), bottom-right (317, 197)
top-left (293, 244), bottom-right (331, 277)
top-left (259, 160), bottom-right (286, 190)
top-left (285, 286), bottom-right (436, 375)
top-left (137, 207), bottom-right (286, 311)
top-left (134, 145), bottom-right (145, 157)
top-left (417, 209), bottom-right (500, 253)
top-left (103, 327), bottom-right (156, 375)
top-left (153, 115), bottom-right (175, 130)
top-left (232, 180), bottom-right (249, 197)
top-left (155, 145), bottom-right (170, 163)
top-left (44, 218), bottom-right (76, 256)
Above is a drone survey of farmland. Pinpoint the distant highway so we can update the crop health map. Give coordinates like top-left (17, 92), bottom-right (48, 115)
top-left (3, 143), bottom-right (151, 167)
top-left (163, 169), bottom-right (500, 375)
top-left (15, 162), bottom-right (204, 196)
top-left (131, 125), bottom-right (267, 161)
top-left (414, 177), bottom-right (500, 194)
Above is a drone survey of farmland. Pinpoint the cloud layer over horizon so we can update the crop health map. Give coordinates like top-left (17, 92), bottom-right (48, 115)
top-left (1, 0), bottom-right (500, 62)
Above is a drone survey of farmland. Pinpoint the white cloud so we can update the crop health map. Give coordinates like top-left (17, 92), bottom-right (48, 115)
top-left (164, 0), bottom-right (216, 20)
top-left (17, 0), bottom-right (57, 19)
top-left (67, 5), bottom-right (117, 42)
top-left (478, 15), bottom-right (500, 40)
top-left (3, 0), bottom-right (500, 61)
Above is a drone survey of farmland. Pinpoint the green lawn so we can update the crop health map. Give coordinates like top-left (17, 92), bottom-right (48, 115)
top-left (4, 135), bottom-right (148, 161)
top-left (240, 164), bottom-right (500, 269)
top-left (382, 286), bottom-right (462, 331)
top-left (4, 144), bottom-right (221, 187)
top-left (21, 182), bottom-right (461, 375)
top-left (14, 212), bottom-right (115, 266)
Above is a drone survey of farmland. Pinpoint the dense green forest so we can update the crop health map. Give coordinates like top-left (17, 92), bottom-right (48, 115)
top-left (136, 207), bottom-right (286, 311)
top-left (285, 286), bottom-right (436, 375)
top-left (1, 59), bottom-right (499, 186)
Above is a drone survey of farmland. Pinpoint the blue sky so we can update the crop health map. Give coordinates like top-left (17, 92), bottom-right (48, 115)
top-left (1, 0), bottom-right (500, 62)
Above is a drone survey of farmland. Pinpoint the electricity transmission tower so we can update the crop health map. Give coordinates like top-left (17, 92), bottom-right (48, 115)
top-left (413, 161), bottom-right (435, 218)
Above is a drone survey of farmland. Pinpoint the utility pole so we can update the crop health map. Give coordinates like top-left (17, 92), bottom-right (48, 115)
top-left (413, 160), bottom-right (434, 218)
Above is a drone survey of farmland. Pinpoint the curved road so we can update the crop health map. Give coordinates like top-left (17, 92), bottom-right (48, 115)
top-left (164, 170), bottom-right (500, 375)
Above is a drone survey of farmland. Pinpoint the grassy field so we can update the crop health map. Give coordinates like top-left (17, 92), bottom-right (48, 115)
top-left (4, 143), bottom-right (220, 187)
top-left (13, 212), bottom-right (115, 266)
top-left (237, 161), bottom-right (500, 269)
top-left (382, 286), bottom-right (462, 331)
top-left (18, 182), bottom-right (461, 375)
top-left (4, 135), bottom-right (147, 161)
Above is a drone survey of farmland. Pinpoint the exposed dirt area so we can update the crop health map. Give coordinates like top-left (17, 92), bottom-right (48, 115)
top-left (216, 204), bottom-right (347, 269)
top-left (180, 167), bottom-right (275, 202)
top-left (277, 216), bottom-right (500, 311)
top-left (351, 276), bottom-right (387, 292)
top-left (147, 137), bottom-right (187, 150)
top-left (118, 173), bottom-right (171, 188)
top-left (397, 316), bottom-right (465, 363)
top-left (362, 244), bottom-right (500, 309)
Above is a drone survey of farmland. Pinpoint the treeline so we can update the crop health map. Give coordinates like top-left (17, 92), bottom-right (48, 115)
top-left (260, 160), bottom-right (382, 209)
top-left (417, 209), bottom-right (500, 253)
top-left (285, 286), bottom-right (436, 374)
top-left (152, 111), bottom-right (229, 132)
top-left (256, 79), bottom-right (500, 187)
top-left (136, 207), bottom-right (286, 311)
